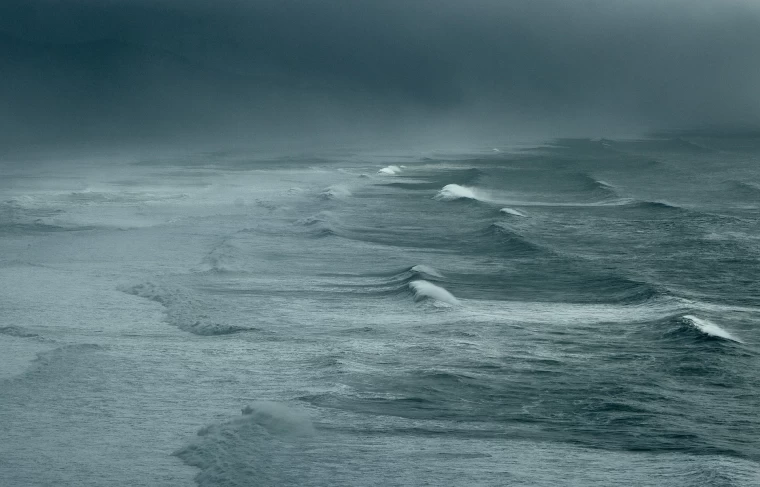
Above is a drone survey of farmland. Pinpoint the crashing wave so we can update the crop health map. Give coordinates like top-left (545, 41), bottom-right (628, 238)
top-left (434, 184), bottom-right (484, 202)
top-left (409, 280), bottom-right (459, 305)
top-left (681, 315), bottom-right (743, 343)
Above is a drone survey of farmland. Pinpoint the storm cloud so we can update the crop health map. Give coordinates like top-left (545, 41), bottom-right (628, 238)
top-left (1, 0), bottom-right (759, 149)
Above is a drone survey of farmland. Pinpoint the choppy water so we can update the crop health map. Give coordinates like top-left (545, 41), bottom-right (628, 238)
top-left (1, 135), bottom-right (759, 486)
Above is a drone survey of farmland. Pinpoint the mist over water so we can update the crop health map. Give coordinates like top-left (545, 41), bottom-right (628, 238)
top-left (2, 135), bottom-right (760, 486)
top-left (2, 1), bottom-right (760, 486)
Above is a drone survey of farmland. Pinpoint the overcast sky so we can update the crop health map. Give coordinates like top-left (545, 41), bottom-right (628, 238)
top-left (1, 0), bottom-right (759, 150)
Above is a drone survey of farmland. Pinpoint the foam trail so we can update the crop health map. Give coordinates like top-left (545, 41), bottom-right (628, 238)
top-left (500, 207), bottom-right (527, 217)
top-left (434, 184), bottom-right (483, 202)
top-left (682, 315), bottom-right (743, 343)
top-left (378, 165), bottom-right (402, 175)
top-left (409, 280), bottom-right (459, 305)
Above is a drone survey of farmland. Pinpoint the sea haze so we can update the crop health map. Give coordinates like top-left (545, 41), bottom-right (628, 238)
top-left (2, 136), bottom-right (760, 486)
top-left (1, 0), bottom-right (760, 486)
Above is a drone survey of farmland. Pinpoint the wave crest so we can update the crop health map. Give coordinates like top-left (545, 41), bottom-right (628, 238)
top-left (378, 165), bottom-right (402, 175)
top-left (680, 315), bottom-right (743, 343)
top-left (434, 184), bottom-right (484, 202)
top-left (409, 280), bottom-right (459, 306)
top-left (499, 207), bottom-right (527, 217)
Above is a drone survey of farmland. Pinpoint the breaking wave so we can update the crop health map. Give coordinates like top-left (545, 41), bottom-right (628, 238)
top-left (433, 184), bottom-right (486, 202)
top-left (409, 280), bottom-right (460, 306)
top-left (378, 165), bottom-right (402, 175)
top-left (499, 207), bottom-right (527, 217)
top-left (409, 264), bottom-right (444, 280)
top-left (680, 315), bottom-right (743, 343)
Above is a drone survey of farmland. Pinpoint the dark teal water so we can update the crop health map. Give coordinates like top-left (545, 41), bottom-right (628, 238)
top-left (2, 135), bottom-right (759, 485)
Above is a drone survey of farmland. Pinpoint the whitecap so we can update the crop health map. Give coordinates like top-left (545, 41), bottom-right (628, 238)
top-left (434, 184), bottom-right (482, 202)
top-left (499, 207), bottom-right (527, 217)
top-left (409, 280), bottom-right (459, 305)
top-left (378, 165), bottom-right (402, 175)
top-left (682, 315), bottom-right (743, 343)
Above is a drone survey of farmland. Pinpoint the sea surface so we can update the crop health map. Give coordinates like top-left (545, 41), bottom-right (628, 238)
top-left (1, 135), bottom-right (759, 486)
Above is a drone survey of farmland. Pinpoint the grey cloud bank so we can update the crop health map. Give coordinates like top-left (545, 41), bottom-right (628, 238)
top-left (1, 0), bottom-right (759, 151)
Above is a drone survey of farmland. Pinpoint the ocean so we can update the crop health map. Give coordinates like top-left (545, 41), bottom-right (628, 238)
top-left (1, 135), bottom-right (759, 486)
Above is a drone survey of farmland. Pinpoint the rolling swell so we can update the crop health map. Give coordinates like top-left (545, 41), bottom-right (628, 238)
top-left (320, 265), bottom-right (457, 305)
top-left (483, 222), bottom-right (547, 255)
top-left (121, 282), bottom-right (252, 336)
top-left (294, 211), bottom-right (340, 238)
top-left (174, 402), bottom-right (315, 487)
top-left (196, 238), bottom-right (244, 273)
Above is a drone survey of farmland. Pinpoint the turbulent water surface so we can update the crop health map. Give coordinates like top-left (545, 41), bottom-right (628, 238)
top-left (2, 136), bottom-right (760, 486)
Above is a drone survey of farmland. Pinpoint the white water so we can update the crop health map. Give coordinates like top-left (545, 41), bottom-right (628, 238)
top-left (682, 315), bottom-right (743, 343)
top-left (408, 280), bottom-right (460, 305)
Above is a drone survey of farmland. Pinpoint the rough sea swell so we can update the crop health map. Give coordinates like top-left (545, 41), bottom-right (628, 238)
top-left (1, 135), bottom-right (759, 486)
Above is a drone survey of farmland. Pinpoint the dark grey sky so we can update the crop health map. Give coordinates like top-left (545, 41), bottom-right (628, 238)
top-left (1, 0), bottom-right (759, 149)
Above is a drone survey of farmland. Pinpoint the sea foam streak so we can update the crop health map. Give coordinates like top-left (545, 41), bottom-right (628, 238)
top-left (682, 315), bottom-right (743, 343)
top-left (409, 280), bottom-right (459, 305)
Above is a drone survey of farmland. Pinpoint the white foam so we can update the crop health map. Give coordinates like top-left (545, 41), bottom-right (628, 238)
top-left (682, 315), bottom-right (743, 343)
top-left (378, 165), bottom-right (402, 175)
top-left (409, 280), bottom-right (459, 305)
top-left (434, 184), bottom-right (483, 202)
top-left (500, 207), bottom-right (527, 217)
